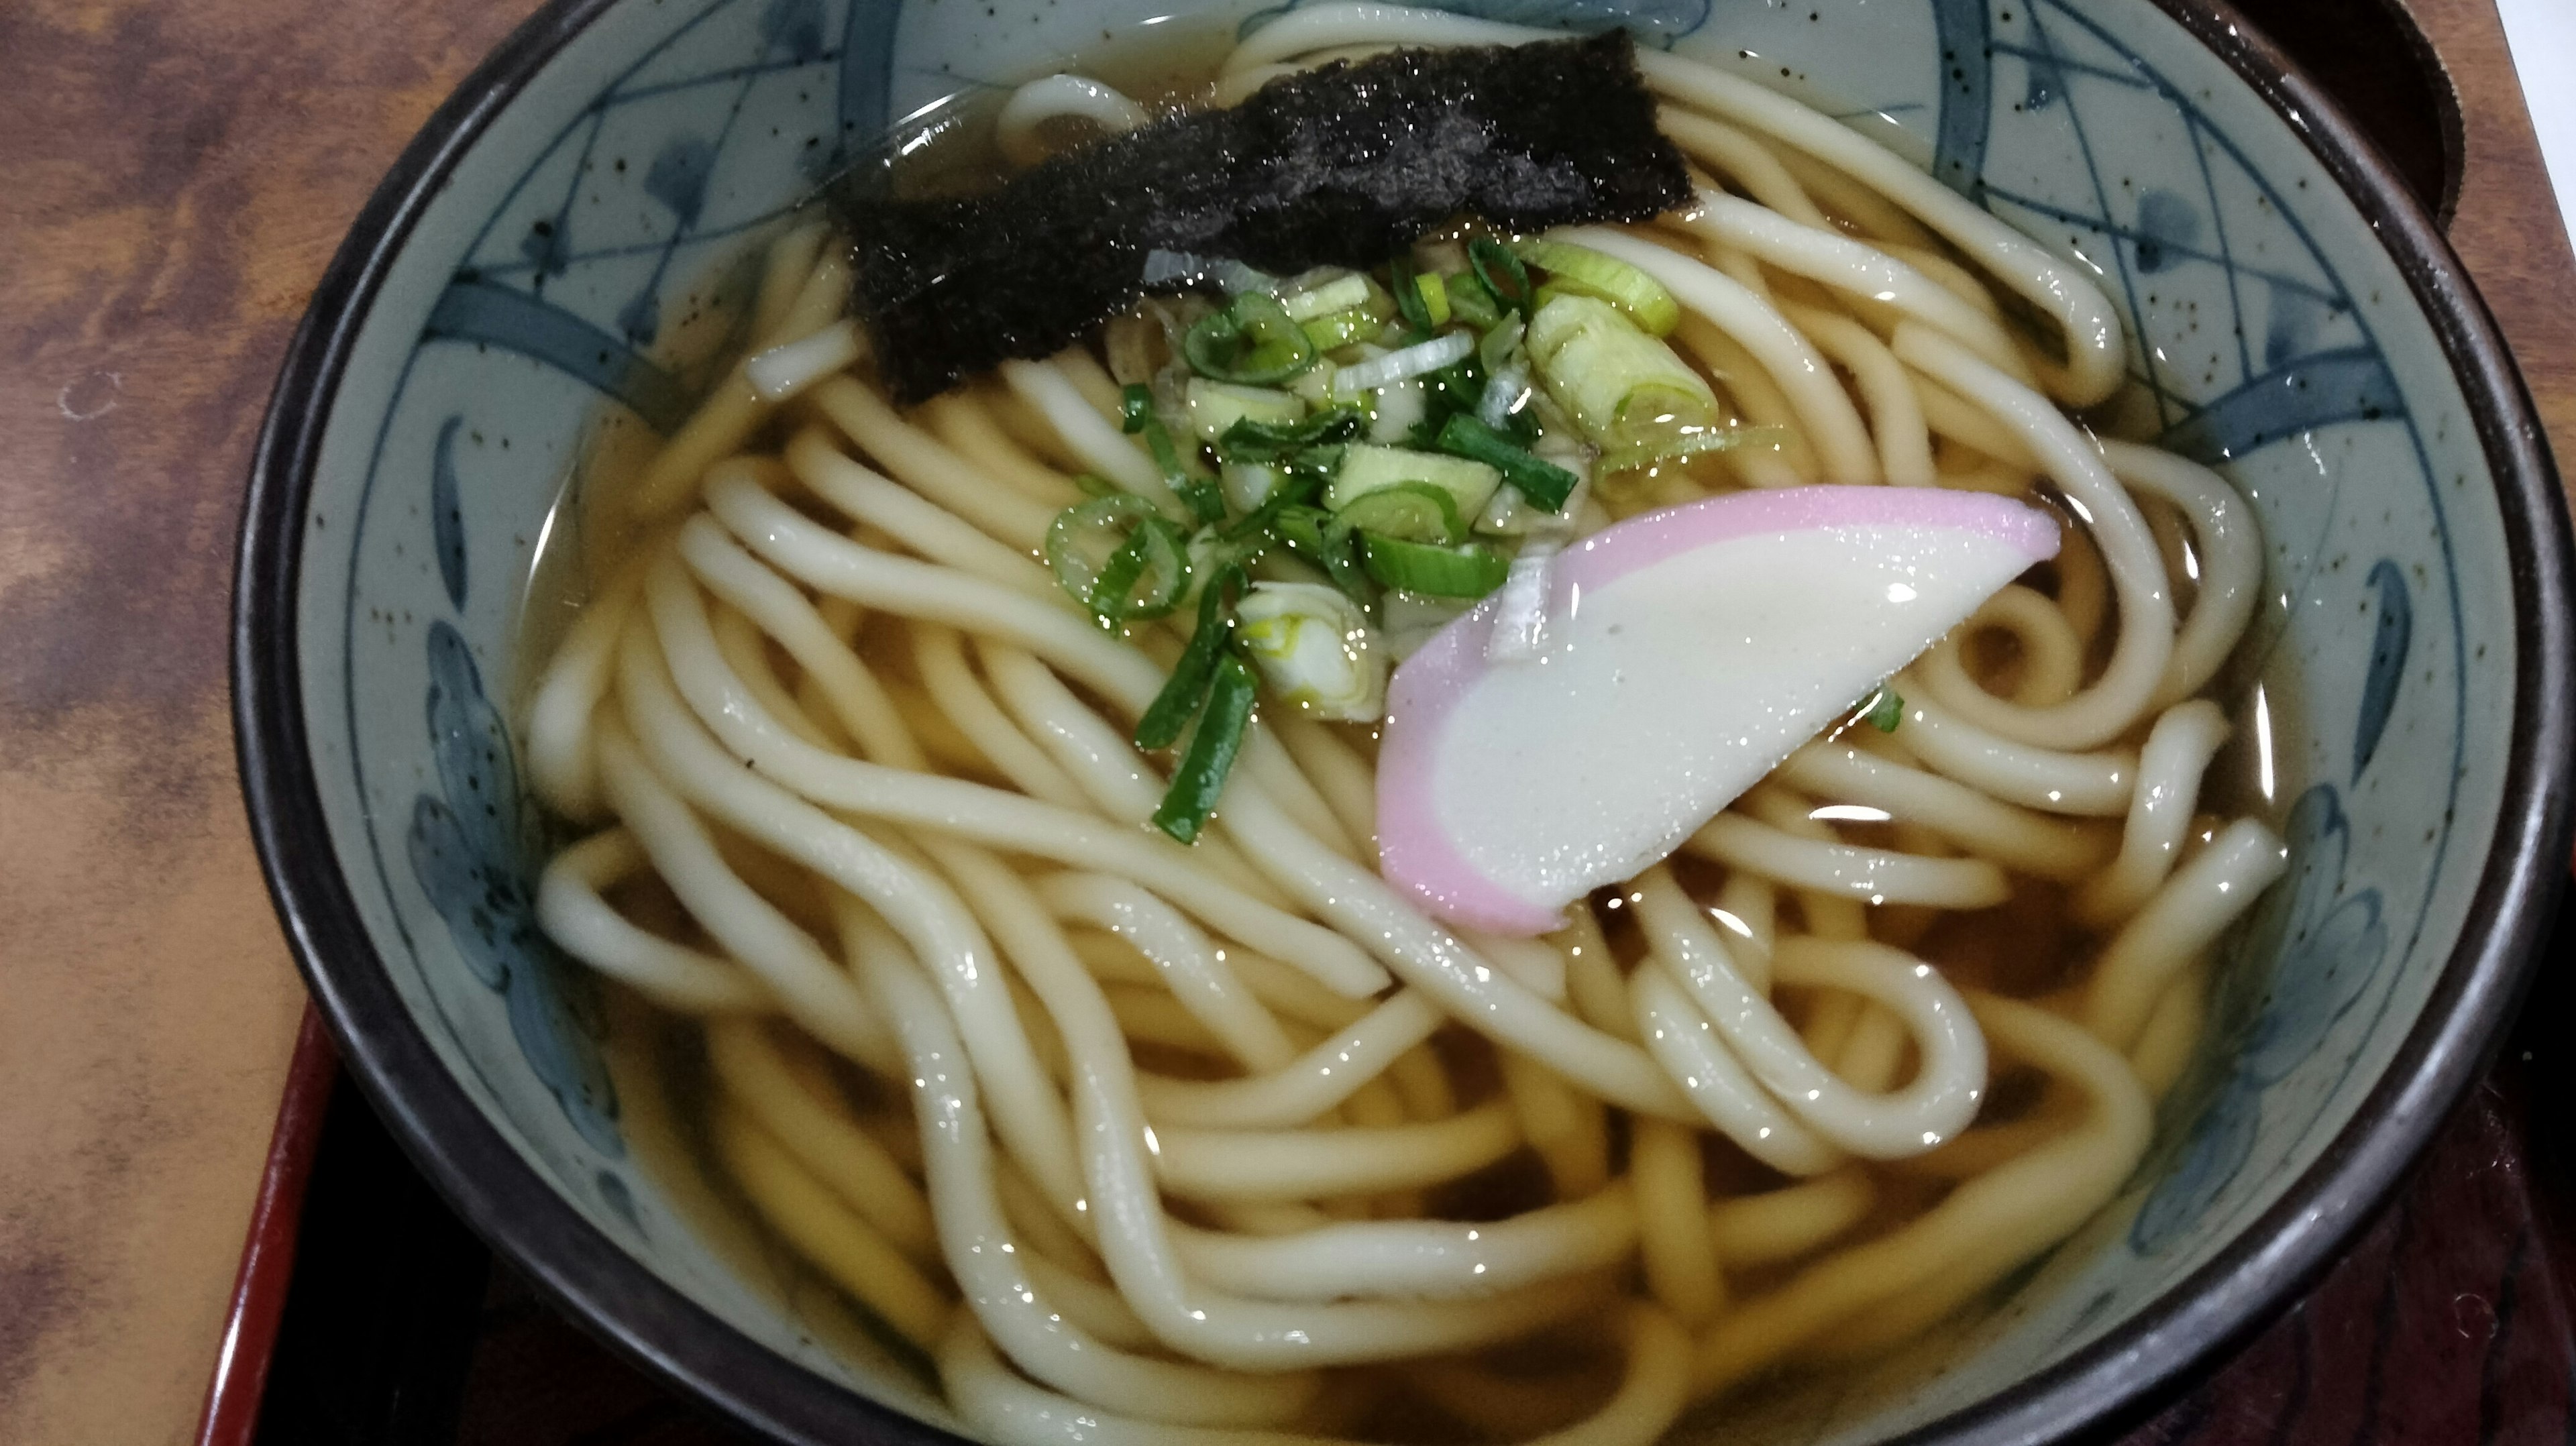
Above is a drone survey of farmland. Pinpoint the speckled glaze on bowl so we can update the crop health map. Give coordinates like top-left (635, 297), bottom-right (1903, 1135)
top-left (231, 1), bottom-right (2573, 1443)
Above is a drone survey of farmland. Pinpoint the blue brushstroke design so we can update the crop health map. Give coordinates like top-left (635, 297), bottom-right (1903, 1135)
top-left (763, 0), bottom-right (826, 62)
top-left (429, 416), bottom-right (468, 610)
top-left (621, 132), bottom-right (723, 344)
top-left (643, 133), bottom-right (718, 231)
top-left (2354, 559), bottom-right (2413, 781)
top-left (598, 1170), bottom-right (643, 1231)
top-left (1929, 0), bottom-right (1993, 197)
top-left (837, 0), bottom-right (902, 163)
top-left (2131, 783), bottom-right (2384, 1255)
top-left (2263, 282), bottom-right (2330, 371)
top-left (2157, 347), bottom-right (2402, 463)
top-left (521, 213), bottom-right (573, 281)
top-left (2131, 188), bottom-right (2201, 274)
top-left (2021, 50), bottom-right (2066, 113)
top-left (425, 280), bottom-right (692, 433)
top-left (407, 620), bottom-right (624, 1157)
top-left (2131, 1085), bottom-right (2259, 1252)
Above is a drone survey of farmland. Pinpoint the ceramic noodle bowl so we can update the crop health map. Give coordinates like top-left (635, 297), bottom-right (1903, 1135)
top-left (232, 1), bottom-right (2573, 1442)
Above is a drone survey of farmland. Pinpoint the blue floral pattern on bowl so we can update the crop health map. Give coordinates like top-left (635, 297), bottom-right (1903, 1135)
top-left (265, 0), bottom-right (2535, 1439)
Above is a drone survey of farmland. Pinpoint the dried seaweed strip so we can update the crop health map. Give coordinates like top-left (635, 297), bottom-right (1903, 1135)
top-left (843, 32), bottom-right (1688, 402)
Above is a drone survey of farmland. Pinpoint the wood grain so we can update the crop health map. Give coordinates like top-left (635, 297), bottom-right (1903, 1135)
top-left (2411, 0), bottom-right (2576, 457)
top-left (0, 2), bottom-right (2563, 1445)
top-left (0, 3), bottom-right (525, 1443)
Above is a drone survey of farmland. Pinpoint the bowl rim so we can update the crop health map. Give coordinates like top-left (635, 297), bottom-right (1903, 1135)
top-left (230, 1), bottom-right (2575, 1441)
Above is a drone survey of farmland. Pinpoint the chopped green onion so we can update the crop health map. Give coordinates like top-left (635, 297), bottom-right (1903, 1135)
top-left (1444, 270), bottom-right (1504, 331)
top-left (1407, 350), bottom-right (1491, 451)
top-left (1328, 441), bottom-right (1502, 519)
top-left (1389, 252), bottom-right (1436, 337)
top-left (1281, 271), bottom-right (1372, 321)
top-left (1120, 394), bottom-right (1219, 522)
top-left (1175, 477), bottom-right (1226, 525)
top-left (1417, 274), bottom-right (1452, 329)
top-left (1301, 308), bottom-right (1381, 353)
top-left (1333, 480), bottom-right (1466, 545)
top-left (1358, 533), bottom-right (1509, 598)
top-left (1863, 687), bottom-right (1904, 733)
top-left (1274, 504), bottom-right (1375, 602)
top-left (1135, 565), bottom-right (1246, 750)
top-left (1332, 331), bottom-right (1476, 398)
top-left (1220, 459), bottom-right (1282, 514)
top-left (1469, 237), bottom-right (1534, 317)
top-left (1217, 406), bottom-right (1366, 462)
top-left (1151, 654), bottom-right (1258, 843)
top-left (1046, 495), bottom-right (1187, 624)
top-left (1185, 378), bottom-right (1305, 444)
top-left (1185, 292), bottom-right (1318, 384)
top-left (1525, 294), bottom-right (1718, 449)
top-left (1237, 582), bottom-right (1387, 720)
top-left (1433, 414), bottom-right (1579, 512)
top-left (1477, 311), bottom-right (1526, 378)
top-left (1515, 239), bottom-right (1682, 336)
top-left (1088, 528), bottom-right (1155, 616)
top-left (1596, 425), bottom-right (1788, 477)
top-left (1221, 480), bottom-right (1303, 543)
top-left (1073, 471), bottom-right (1121, 499)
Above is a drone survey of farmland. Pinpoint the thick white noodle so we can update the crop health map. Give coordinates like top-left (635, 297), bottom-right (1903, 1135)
top-left (1633, 869), bottom-right (1986, 1156)
top-left (1775, 742), bottom-right (2115, 882)
top-left (1674, 191), bottom-right (2031, 384)
top-left (2082, 818), bottom-right (2289, 1050)
top-left (997, 74), bottom-right (1150, 166)
top-left (534, 828), bottom-right (773, 1011)
top-left (515, 28), bottom-right (2299, 1432)
top-left (2100, 439), bottom-right (2267, 704)
top-left (1169, 1186), bottom-right (1638, 1301)
top-left (2074, 701), bottom-right (2233, 927)
top-left (1893, 325), bottom-right (2176, 748)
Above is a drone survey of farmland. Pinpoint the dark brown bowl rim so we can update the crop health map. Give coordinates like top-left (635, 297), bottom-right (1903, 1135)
top-left (230, 1), bottom-right (2575, 1442)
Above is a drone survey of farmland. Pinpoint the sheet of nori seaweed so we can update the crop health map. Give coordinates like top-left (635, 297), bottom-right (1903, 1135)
top-left (840, 32), bottom-right (1689, 403)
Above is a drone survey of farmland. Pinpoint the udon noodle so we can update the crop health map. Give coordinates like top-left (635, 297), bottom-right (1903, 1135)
top-left (523, 7), bottom-right (2288, 1441)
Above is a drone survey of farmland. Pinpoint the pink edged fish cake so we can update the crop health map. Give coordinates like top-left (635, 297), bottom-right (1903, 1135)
top-left (1375, 485), bottom-right (2061, 934)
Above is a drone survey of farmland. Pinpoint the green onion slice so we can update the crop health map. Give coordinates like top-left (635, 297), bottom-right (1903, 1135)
top-left (1221, 476), bottom-right (1313, 543)
top-left (1444, 270), bottom-right (1504, 332)
top-left (1175, 476), bottom-right (1226, 525)
top-left (1358, 533), bottom-right (1509, 598)
top-left (1595, 425), bottom-right (1788, 477)
top-left (1333, 480), bottom-right (1466, 545)
top-left (1217, 406), bottom-right (1366, 462)
top-left (1469, 237), bottom-right (1534, 317)
top-left (1046, 495), bottom-right (1187, 623)
top-left (1135, 564), bottom-right (1246, 750)
top-left (1123, 398), bottom-right (1220, 523)
top-left (1863, 687), bottom-right (1904, 733)
top-left (1151, 653), bottom-right (1259, 843)
top-left (1389, 251), bottom-right (1436, 337)
top-left (1275, 504), bottom-right (1374, 602)
top-left (1515, 239), bottom-right (1682, 335)
top-left (1185, 292), bottom-right (1319, 385)
top-left (1300, 308), bottom-right (1382, 353)
top-left (1432, 414), bottom-right (1579, 512)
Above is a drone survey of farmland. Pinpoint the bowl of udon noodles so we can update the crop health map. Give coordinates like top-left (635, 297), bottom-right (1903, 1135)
top-left (233, 0), bottom-right (2573, 1441)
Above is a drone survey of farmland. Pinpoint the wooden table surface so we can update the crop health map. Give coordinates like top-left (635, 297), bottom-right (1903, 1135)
top-left (0, 1), bottom-right (2567, 1443)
